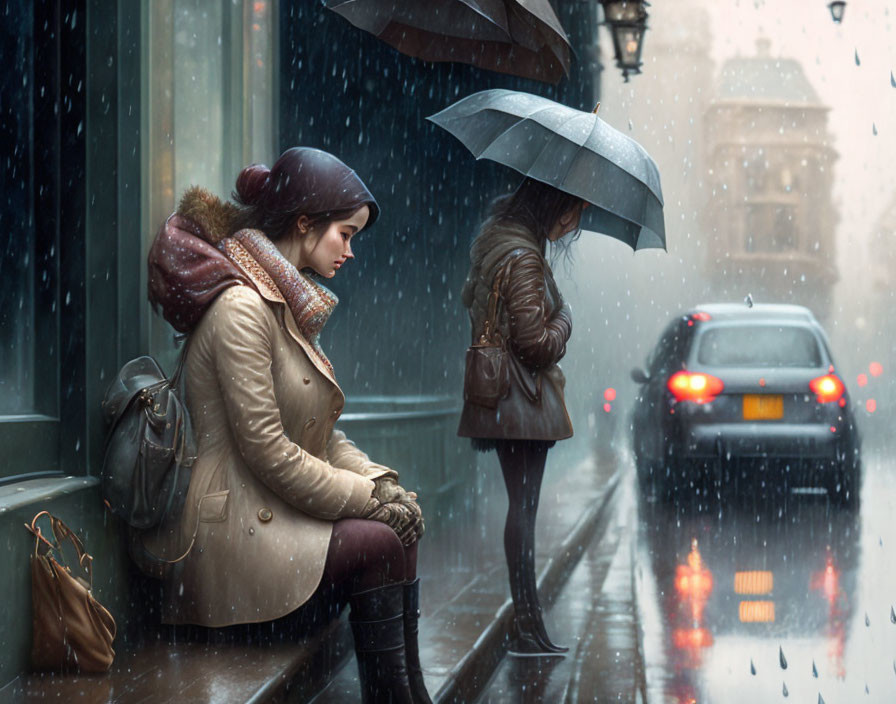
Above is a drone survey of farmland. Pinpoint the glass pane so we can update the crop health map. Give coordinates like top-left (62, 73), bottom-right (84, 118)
top-left (697, 326), bottom-right (823, 368)
top-left (0, 0), bottom-right (35, 415)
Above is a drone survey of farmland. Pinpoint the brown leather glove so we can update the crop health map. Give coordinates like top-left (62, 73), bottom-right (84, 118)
top-left (361, 495), bottom-right (423, 546)
top-left (372, 475), bottom-right (417, 504)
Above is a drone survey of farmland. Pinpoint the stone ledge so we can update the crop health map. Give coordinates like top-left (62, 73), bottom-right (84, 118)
top-left (0, 476), bottom-right (100, 513)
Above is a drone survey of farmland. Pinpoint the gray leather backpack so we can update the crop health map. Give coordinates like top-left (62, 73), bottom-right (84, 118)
top-left (100, 343), bottom-right (196, 531)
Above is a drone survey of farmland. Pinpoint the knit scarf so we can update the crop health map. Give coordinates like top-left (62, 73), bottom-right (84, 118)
top-left (219, 229), bottom-right (338, 375)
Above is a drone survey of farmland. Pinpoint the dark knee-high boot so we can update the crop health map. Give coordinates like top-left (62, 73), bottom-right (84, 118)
top-left (349, 583), bottom-right (414, 704)
top-left (402, 579), bottom-right (432, 704)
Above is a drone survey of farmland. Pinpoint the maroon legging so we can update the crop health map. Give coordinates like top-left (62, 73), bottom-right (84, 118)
top-left (321, 518), bottom-right (418, 593)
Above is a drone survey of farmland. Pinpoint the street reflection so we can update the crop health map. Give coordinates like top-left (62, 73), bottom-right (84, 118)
top-left (640, 489), bottom-right (860, 700)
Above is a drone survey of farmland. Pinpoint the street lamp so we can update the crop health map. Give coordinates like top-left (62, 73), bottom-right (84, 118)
top-left (600, 1), bottom-right (649, 82)
top-left (827, 1), bottom-right (846, 23)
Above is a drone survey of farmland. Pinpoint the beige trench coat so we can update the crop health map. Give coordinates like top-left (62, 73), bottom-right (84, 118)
top-left (140, 268), bottom-right (393, 627)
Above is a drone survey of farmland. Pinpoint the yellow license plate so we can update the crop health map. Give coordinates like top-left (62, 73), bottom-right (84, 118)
top-left (743, 394), bottom-right (783, 420)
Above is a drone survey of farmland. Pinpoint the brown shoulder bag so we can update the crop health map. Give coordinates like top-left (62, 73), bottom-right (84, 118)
top-left (25, 511), bottom-right (116, 672)
top-left (463, 260), bottom-right (511, 408)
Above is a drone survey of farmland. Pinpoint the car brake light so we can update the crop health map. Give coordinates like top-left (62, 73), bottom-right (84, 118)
top-left (691, 312), bottom-right (712, 321)
top-left (809, 374), bottom-right (845, 403)
top-left (668, 371), bottom-right (724, 403)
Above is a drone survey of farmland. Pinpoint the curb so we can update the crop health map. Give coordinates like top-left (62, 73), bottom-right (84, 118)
top-left (433, 470), bottom-right (622, 704)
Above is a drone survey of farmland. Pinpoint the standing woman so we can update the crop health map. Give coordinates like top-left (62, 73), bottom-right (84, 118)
top-left (458, 177), bottom-right (586, 655)
top-left (143, 147), bottom-right (431, 703)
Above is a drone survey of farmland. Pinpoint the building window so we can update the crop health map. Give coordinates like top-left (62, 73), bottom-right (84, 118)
top-left (0, 0), bottom-right (62, 481)
top-left (745, 204), bottom-right (797, 252)
top-left (141, 0), bottom-right (278, 365)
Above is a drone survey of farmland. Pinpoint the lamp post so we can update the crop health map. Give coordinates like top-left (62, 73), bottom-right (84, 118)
top-left (600, 1), bottom-right (649, 82)
top-left (827, 1), bottom-right (846, 23)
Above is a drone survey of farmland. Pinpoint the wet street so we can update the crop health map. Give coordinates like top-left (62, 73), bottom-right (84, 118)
top-left (636, 442), bottom-right (896, 704)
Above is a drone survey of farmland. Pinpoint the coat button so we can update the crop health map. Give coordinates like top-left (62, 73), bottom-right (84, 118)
top-left (303, 377), bottom-right (311, 384)
top-left (257, 508), bottom-right (273, 522)
top-left (248, 527), bottom-right (255, 536)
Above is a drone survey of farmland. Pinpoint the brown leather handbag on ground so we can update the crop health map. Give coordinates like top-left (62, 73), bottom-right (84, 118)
top-left (25, 511), bottom-right (116, 673)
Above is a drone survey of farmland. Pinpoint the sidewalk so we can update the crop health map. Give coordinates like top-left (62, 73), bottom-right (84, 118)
top-left (477, 473), bottom-right (644, 703)
top-left (310, 449), bottom-right (623, 703)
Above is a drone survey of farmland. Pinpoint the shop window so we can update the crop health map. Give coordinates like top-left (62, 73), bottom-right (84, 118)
top-left (0, 0), bottom-right (62, 480)
top-left (141, 0), bottom-right (277, 364)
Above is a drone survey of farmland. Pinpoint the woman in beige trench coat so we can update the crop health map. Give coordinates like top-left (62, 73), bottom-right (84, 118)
top-left (143, 147), bottom-right (430, 704)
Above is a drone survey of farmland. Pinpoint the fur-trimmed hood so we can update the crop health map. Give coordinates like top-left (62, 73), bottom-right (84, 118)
top-left (147, 189), bottom-right (250, 333)
top-left (176, 186), bottom-right (242, 244)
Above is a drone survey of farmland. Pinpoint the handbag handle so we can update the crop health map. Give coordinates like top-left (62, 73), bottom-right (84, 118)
top-left (479, 258), bottom-right (512, 345)
top-left (25, 511), bottom-right (94, 589)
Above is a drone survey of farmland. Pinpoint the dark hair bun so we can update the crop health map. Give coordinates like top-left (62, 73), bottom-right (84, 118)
top-left (235, 164), bottom-right (271, 206)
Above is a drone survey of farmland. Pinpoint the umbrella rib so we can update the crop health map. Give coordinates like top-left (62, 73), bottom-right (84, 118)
top-left (473, 104), bottom-right (563, 159)
top-left (554, 114), bottom-right (602, 197)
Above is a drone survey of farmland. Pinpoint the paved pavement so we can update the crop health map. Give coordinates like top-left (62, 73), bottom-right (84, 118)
top-left (480, 476), bottom-right (644, 703)
top-left (310, 448), bottom-right (637, 703)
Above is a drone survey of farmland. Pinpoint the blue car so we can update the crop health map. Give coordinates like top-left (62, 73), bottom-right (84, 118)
top-left (630, 303), bottom-right (861, 506)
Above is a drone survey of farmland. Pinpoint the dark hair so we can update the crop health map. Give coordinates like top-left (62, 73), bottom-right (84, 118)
top-left (232, 147), bottom-right (380, 240)
top-left (487, 178), bottom-right (584, 256)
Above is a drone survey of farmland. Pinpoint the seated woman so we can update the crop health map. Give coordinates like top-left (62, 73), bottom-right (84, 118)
top-left (141, 147), bottom-right (431, 704)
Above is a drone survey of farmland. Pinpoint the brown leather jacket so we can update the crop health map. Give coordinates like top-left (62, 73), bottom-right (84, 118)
top-left (457, 224), bottom-right (574, 442)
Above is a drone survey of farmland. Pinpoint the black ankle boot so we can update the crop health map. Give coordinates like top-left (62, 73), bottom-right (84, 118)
top-left (516, 603), bottom-right (569, 654)
top-left (402, 579), bottom-right (433, 704)
top-left (349, 583), bottom-right (414, 704)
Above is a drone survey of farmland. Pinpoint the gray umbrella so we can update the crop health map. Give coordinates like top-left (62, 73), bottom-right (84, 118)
top-left (427, 88), bottom-right (666, 250)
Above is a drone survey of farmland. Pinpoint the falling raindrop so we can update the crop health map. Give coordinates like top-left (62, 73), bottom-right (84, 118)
top-left (812, 660), bottom-right (819, 678)
top-left (872, 123), bottom-right (878, 136)
top-left (750, 658), bottom-right (757, 675)
top-left (890, 605), bottom-right (895, 623)
top-left (780, 645), bottom-right (788, 670)
top-left (818, 695), bottom-right (825, 704)
top-left (865, 612), bottom-right (871, 626)
top-left (782, 682), bottom-right (789, 697)
top-left (865, 684), bottom-right (870, 694)
top-left (891, 71), bottom-right (896, 88)
top-left (855, 49), bottom-right (860, 66)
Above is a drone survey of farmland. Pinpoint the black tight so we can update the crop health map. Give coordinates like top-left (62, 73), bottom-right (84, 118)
top-left (322, 518), bottom-right (418, 593)
top-left (496, 440), bottom-right (549, 615)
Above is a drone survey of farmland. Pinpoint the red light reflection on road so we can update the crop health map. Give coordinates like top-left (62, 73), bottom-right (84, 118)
top-left (857, 373), bottom-right (868, 387)
top-left (671, 539), bottom-right (714, 669)
top-left (810, 551), bottom-right (847, 679)
top-left (869, 361), bottom-right (883, 377)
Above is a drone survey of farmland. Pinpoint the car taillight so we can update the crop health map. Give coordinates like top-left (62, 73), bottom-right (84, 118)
top-left (809, 374), bottom-right (845, 403)
top-left (667, 371), bottom-right (724, 403)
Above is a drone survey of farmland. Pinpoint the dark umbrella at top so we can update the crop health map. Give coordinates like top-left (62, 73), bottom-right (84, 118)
top-left (428, 88), bottom-right (666, 250)
top-left (324, 0), bottom-right (571, 85)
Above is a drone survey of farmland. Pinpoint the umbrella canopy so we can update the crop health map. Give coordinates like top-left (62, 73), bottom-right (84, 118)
top-left (428, 89), bottom-right (666, 250)
top-left (325, 0), bottom-right (571, 85)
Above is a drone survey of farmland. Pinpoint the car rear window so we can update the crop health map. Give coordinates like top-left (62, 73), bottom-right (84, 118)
top-left (696, 325), bottom-right (823, 367)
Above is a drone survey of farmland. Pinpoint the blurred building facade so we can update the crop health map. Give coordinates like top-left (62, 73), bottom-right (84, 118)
top-left (703, 38), bottom-right (839, 321)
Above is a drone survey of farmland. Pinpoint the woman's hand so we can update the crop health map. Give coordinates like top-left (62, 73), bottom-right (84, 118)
top-left (361, 494), bottom-right (424, 546)
top-left (372, 476), bottom-right (417, 504)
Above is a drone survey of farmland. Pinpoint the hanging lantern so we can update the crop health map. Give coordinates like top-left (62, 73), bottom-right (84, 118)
top-left (827, 1), bottom-right (846, 23)
top-left (601, 1), bottom-right (649, 82)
